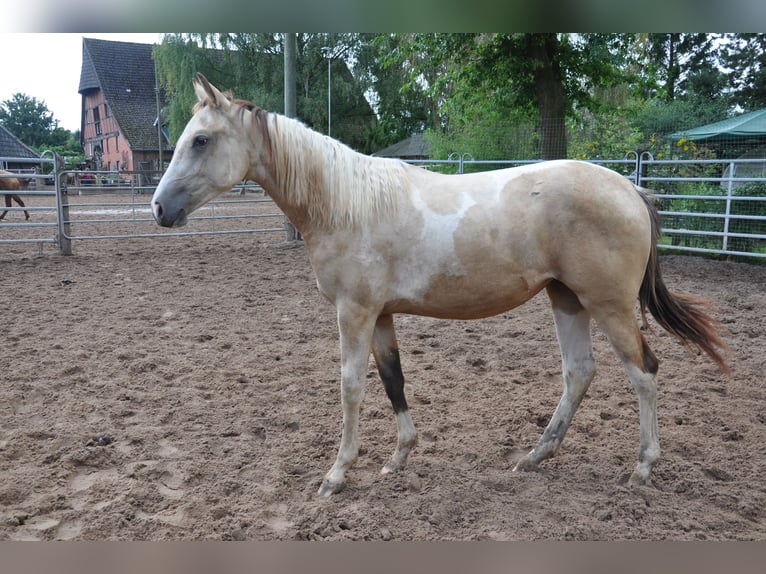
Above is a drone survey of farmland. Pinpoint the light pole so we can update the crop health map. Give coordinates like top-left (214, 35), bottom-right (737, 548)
top-left (321, 46), bottom-right (332, 137)
top-left (154, 60), bottom-right (163, 174)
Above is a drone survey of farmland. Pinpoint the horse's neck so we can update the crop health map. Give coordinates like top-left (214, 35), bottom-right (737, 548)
top-left (251, 114), bottom-right (328, 232)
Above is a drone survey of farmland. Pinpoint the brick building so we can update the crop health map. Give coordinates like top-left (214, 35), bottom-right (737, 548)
top-left (79, 37), bottom-right (172, 173)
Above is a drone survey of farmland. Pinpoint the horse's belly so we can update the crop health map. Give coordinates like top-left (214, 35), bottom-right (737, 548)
top-left (383, 271), bottom-right (549, 319)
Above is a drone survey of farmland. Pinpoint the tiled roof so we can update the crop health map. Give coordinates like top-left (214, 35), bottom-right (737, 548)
top-left (79, 37), bottom-right (169, 151)
top-left (0, 125), bottom-right (40, 159)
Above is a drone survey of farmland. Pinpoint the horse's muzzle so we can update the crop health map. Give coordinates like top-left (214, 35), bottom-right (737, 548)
top-left (152, 199), bottom-right (188, 227)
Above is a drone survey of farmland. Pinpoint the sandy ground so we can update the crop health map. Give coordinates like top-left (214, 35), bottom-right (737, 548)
top-left (1, 212), bottom-right (765, 540)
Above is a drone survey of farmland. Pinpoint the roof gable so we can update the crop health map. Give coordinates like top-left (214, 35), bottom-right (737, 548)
top-left (0, 125), bottom-right (40, 159)
top-left (80, 37), bottom-right (168, 151)
top-left (372, 133), bottom-right (430, 159)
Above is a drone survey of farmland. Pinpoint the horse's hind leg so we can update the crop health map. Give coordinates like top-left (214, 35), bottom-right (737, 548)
top-left (514, 281), bottom-right (596, 473)
top-left (591, 305), bottom-right (660, 486)
top-left (14, 195), bottom-right (30, 220)
top-left (372, 314), bottom-right (418, 474)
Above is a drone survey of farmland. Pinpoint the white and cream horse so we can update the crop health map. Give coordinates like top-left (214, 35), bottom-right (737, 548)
top-left (152, 74), bottom-right (728, 497)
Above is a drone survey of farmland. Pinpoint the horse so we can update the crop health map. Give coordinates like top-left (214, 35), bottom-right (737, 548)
top-left (0, 170), bottom-right (31, 221)
top-left (151, 74), bottom-right (729, 497)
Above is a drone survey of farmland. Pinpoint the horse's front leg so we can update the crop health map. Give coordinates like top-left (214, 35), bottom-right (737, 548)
top-left (372, 314), bottom-right (417, 475)
top-left (318, 305), bottom-right (378, 497)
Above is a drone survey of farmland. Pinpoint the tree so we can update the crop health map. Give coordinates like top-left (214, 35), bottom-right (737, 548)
top-left (355, 34), bottom-right (434, 151)
top-left (641, 34), bottom-right (726, 103)
top-left (0, 93), bottom-right (68, 149)
top-left (721, 33), bottom-right (766, 111)
top-left (154, 33), bottom-right (378, 152)
top-left (387, 34), bottom-right (632, 160)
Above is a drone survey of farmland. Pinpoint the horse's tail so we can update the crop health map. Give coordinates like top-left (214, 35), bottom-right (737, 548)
top-left (636, 187), bottom-right (730, 373)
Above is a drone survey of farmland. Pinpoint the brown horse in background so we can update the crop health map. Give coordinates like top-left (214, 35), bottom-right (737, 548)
top-left (0, 170), bottom-right (31, 221)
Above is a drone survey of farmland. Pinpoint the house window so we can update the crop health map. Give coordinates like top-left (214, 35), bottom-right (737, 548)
top-left (93, 106), bottom-right (101, 136)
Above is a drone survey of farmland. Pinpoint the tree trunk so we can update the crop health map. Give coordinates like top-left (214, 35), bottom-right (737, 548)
top-left (525, 34), bottom-right (567, 160)
top-left (283, 33), bottom-right (301, 241)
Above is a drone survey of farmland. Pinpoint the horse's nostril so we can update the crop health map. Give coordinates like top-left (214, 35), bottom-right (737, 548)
top-left (153, 201), bottom-right (163, 223)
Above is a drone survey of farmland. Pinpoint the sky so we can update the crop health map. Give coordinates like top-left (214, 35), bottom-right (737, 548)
top-left (0, 33), bottom-right (163, 133)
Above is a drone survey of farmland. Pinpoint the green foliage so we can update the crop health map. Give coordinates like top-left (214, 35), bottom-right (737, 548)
top-left (720, 33), bottom-right (766, 111)
top-left (568, 109), bottom-right (645, 161)
top-left (384, 33), bottom-right (644, 161)
top-left (152, 33), bottom-right (766, 164)
top-left (0, 93), bottom-right (65, 149)
top-left (154, 33), bottom-right (377, 152)
top-left (425, 98), bottom-right (539, 163)
top-left (0, 93), bottom-right (82, 164)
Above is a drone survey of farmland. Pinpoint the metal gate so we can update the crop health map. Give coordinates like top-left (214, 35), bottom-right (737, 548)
top-left (636, 154), bottom-right (766, 259)
top-left (57, 170), bottom-right (285, 247)
top-left (1, 157), bottom-right (286, 255)
top-left (0, 154), bottom-right (60, 255)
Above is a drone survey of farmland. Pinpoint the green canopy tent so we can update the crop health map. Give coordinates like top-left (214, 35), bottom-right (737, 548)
top-left (666, 109), bottom-right (766, 187)
top-left (667, 108), bottom-right (766, 144)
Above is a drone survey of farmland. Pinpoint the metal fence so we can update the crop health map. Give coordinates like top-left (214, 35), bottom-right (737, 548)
top-left (2, 154), bottom-right (765, 260)
top-left (57, 170), bottom-right (285, 243)
top-left (0, 163), bottom-right (287, 255)
top-left (0, 155), bottom-right (59, 255)
top-left (637, 154), bottom-right (766, 259)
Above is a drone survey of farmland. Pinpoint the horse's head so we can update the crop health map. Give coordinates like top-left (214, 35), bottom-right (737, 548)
top-left (152, 73), bottom-right (252, 227)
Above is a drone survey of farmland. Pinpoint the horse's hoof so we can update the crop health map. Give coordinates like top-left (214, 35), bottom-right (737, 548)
top-left (512, 455), bottom-right (536, 473)
top-left (317, 479), bottom-right (345, 497)
top-left (381, 462), bottom-right (401, 475)
top-left (628, 470), bottom-right (652, 488)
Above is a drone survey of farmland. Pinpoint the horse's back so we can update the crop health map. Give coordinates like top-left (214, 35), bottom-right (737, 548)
top-left (0, 170), bottom-right (20, 191)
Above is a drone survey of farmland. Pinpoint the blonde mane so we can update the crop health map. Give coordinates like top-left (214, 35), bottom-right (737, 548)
top-left (256, 108), bottom-right (409, 229)
top-left (192, 88), bottom-right (411, 229)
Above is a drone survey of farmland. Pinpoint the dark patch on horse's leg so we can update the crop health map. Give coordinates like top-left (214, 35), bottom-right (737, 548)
top-left (372, 315), bottom-right (418, 474)
top-left (377, 349), bottom-right (408, 414)
top-left (641, 335), bottom-right (659, 375)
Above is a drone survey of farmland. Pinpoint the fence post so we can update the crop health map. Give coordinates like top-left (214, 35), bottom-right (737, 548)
top-left (448, 152), bottom-right (474, 174)
top-left (57, 171), bottom-right (73, 256)
top-left (623, 151), bottom-right (639, 185)
top-left (637, 151), bottom-right (653, 187)
top-left (722, 162), bottom-right (735, 253)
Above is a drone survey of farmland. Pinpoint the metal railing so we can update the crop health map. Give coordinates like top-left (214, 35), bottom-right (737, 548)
top-left (637, 155), bottom-right (766, 259)
top-left (0, 155), bottom-right (59, 255)
top-left (57, 170), bottom-right (285, 244)
top-left (3, 154), bottom-right (766, 259)
top-left (1, 160), bottom-right (287, 255)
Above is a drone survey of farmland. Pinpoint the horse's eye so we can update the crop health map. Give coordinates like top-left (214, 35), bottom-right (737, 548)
top-left (193, 135), bottom-right (209, 148)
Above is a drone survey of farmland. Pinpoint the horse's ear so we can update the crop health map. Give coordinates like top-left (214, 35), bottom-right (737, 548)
top-left (193, 73), bottom-right (229, 110)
